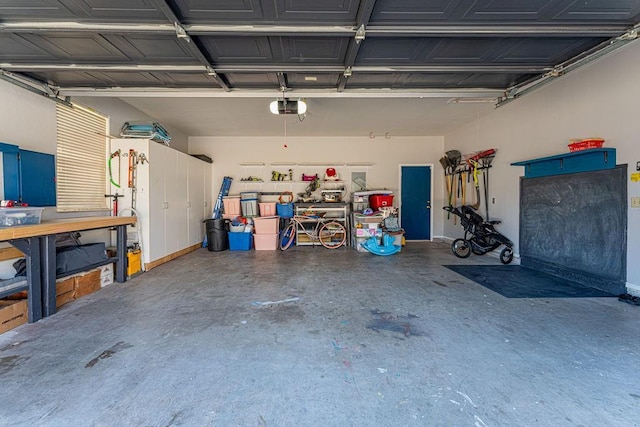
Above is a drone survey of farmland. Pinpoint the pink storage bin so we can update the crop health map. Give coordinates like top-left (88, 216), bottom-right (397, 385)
top-left (223, 197), bottom-right (241, 215)
top-left (259, 202), bottom-right (277, 216)
top-left (253, 216), bottom-right (279, 234)
top-left (254, 233), bottom-right (278, 250)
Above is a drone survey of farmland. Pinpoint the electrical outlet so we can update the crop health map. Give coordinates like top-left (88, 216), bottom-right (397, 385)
top-left (632, 197), bottom-right (640, 208)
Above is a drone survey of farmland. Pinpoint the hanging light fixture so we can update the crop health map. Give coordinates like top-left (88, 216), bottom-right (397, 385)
top-left (269, 98), bottom-right (307, 115)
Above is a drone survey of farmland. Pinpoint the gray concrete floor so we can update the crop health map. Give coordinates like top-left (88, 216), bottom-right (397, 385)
top-left (1, 242), bottom-right (639, 427)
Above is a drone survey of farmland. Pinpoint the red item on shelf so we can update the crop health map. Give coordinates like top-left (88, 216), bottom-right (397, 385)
top-left (568, 138), bottom-right (605, 152)
top-left (369, 195), bottom-right (394, 210)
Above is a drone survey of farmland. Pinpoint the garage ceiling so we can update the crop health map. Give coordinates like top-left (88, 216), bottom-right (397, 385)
top-left (1, 0), bottom-right (639, 137)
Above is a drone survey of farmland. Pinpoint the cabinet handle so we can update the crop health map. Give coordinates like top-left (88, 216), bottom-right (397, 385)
top-left (163, 202), bottom-right (169, 209)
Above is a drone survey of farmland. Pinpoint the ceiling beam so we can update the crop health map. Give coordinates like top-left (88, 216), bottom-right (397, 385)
top-left (338, 0), bottom-right (377, 92)
top-left (59, 87), bottom-right (506, 99)
top-left (0, 22), bottom-right (628, 38)
top-left (0, 63), bottom-right (550, 74)
top-left (149, 0), bottom-right (229, 91)
top-left (0, 22), bottom-right (176, 34)
top-left (364, 25), bottom-right (629, 37)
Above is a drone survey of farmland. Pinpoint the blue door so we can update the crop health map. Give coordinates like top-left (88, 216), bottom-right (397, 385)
top-left (401, 165), bottom-right (431, 240)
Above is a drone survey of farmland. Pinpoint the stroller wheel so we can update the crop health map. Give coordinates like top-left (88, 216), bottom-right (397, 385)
top-left (452, 239), bottom-right (471, 258)
top-left (499, 247), bottom-right (514, 264)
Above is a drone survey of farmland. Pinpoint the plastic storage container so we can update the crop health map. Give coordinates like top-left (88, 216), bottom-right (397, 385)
top-left (222, 197), bottom-right (241, 216)
top-left (240, 192), bottom-right (260, 200)
top-left (241, 199), bottom-right (258, 217)
top-left (253, 216), bottom-right (279, 234)
top-left (228, 232), bottom-right (253, 251)
top-left (369, 195), bottom-right (394, 211)
top-left (254, 233), bottom-right (278, 250)
top-left (0, 207), bottom-right (44, 227)
top-left (204, 218), bottom-right (229, 251)
top-left (276, 203), bottom-right (294, 218)
top-left (259, 202), bottom-right (276, 216)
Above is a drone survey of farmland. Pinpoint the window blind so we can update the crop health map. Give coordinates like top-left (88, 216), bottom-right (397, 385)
top-left (56, 103), bottom-right (108, 212)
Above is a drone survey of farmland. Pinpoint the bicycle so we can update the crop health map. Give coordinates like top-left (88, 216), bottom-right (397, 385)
top-left (280, 214), bottom-right (347, 250)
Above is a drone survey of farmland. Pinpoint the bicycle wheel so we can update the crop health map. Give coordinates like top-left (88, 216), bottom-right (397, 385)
top-left (318, 221), bottom-right (346, 249)
top-left (280, 221), bottom-right (296, 250)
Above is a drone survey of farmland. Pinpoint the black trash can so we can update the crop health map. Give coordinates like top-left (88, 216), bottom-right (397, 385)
top-left (205, 218), bottom-right (229, 251)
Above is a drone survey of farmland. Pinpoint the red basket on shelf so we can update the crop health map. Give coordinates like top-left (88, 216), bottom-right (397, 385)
top-left (568, 138), bottom-right (605, 152)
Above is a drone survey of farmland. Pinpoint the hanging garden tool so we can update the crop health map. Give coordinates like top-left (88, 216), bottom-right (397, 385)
top-left (108, 149), bottom-right (121, 188)
top-left (444, 150), bottom-right (461, 221)
top-left (439, 156), bottom-right (452, 218)
top-left (481, 155), bottom-right (493, 220)
top-left (466, 149), bottom-right (497, 214)
top-left (128, 149), bottom-right (138, 210)
top-left (468, 158), bottom-right (481, 210)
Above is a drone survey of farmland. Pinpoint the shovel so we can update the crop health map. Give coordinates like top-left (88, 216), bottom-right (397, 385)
top-left (444, 150), bottom-right (461, 218)
top-left (440, 156), bottom-right (453, 218)
top-left (468, 159), bottom-right (481, 210)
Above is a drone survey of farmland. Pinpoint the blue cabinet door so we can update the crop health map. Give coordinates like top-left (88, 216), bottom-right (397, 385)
top-left (19, 149), bottom-right (56, 206)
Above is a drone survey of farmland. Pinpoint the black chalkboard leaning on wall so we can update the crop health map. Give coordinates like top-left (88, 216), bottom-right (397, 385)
top-left (519, 165), bottom-right (627, 295)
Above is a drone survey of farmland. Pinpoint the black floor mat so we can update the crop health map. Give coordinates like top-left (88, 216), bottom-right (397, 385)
top-left (444, 265), bottom-right (615, 298)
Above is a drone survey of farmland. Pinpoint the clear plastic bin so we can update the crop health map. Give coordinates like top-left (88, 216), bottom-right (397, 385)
top-left (0, 207), bottom-right (44, 227)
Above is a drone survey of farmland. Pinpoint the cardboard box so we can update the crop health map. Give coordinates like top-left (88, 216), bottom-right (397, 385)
top-left (100, 263), bottom-right (114, 287)
top-left (74, 269), bottom-right (101, 299)
top-left (0, 299), bottom-right (28, 334)
top-left (56, 291), bottom-right (75, 308)
top-left (56, 277), bottom-right (75, 296)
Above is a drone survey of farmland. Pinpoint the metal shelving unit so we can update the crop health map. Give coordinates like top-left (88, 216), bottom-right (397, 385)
top-left (293, 202), bottom-right (349, 246)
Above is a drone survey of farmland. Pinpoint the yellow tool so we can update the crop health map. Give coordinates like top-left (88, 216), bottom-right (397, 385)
top-left (468, 159), bottom-right (481, 210)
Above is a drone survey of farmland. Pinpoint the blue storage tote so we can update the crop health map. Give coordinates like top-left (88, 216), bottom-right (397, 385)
top-left (228, 232), bottom-right (253, 251)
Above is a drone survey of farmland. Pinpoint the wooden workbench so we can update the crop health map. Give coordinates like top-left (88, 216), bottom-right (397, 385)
top-left (0, 216), bottom-right (136, 323)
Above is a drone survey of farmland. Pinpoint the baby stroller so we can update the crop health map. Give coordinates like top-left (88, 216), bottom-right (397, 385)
top-left (443, 205), bottom-right (514, 264)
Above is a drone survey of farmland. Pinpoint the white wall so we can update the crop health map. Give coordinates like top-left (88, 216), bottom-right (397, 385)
top-left (0, 81), bottom-right (185, 246)
top-left (189, 135), bottom-right (445, 235)
top-left (76, 96), bottom-right (189, 153)
top-left (443, 40), bottom-right (640, 293)
top-left (0, 79), bottom-right (57, 154)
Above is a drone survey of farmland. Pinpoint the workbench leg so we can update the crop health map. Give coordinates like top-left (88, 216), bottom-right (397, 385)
top-left (10, 238), bottom-right (43, 323)
top-left (115, 224), bottom-right (127, 283)
top-left (41, 235), bottom-right (57, 317)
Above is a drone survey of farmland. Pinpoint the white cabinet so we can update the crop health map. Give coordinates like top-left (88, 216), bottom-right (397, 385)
top-left (109, 139), bottom-right (211, 268)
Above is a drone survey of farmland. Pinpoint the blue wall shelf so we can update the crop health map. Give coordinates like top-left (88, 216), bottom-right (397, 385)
top-left (511, 148), bottom-right (616, 178)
